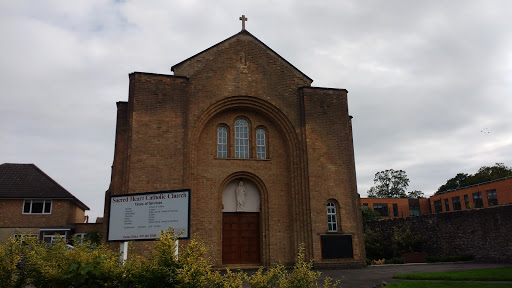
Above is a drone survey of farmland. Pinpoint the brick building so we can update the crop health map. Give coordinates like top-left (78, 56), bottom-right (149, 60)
top-left (361, 177), bottom-right (512, 219)
top-left (105, 25), bottom-right (365, 267)
top-left (429, 177), bottom-right (512, 213)
top-left (361, 198), bottom-right (430, 219)
top-left (0, 163), bottom-right (90, 243)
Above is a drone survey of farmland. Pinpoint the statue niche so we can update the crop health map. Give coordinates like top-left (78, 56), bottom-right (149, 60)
top-left (222, 178), bottom-right (260, 212)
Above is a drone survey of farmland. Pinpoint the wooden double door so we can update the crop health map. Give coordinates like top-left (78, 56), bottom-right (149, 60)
top-left (222, 212), bottom-right (260, 264)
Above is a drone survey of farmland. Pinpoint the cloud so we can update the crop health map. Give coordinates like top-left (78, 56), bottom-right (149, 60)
top-left (1, 0), bottom-right (511, 218)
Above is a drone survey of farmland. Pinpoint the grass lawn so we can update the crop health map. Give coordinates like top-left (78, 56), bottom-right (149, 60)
top-left (393, 267), bottom-right (512, 281)
top-left (386, 282), bottom-right (512, 288)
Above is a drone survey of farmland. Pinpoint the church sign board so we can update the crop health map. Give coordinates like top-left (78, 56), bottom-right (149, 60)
top-left (107, 189), bottom-right (190, 241)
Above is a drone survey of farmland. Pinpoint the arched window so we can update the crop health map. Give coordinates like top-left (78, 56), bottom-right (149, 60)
top-left (327, 201), bottom-right (338, 232)
top-left (256, 128), bottom-right (266, 159)
top-left (235, 119), bottom-right (249, 158)
top-left (217, 126), bottom-right (228, 158)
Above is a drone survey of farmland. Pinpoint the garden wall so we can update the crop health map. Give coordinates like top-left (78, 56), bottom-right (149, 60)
top-left (364, 204), bottom-right (512, 262)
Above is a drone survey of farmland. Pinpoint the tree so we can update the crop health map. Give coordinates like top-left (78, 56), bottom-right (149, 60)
top-left (367, 169), bottom-right (424, 198)
top-left (367, 169), bottom-right (409, 198)
top-left (407, 190), bottom-right (425, 199)
top-left (472, 162), bottom-right (512, 183)
top-left (436, 163), bottom-right (512, 194)
top-left (436, 173), bottom-right (470, 193)
top-left (361, 207), bottom-right (381, 221)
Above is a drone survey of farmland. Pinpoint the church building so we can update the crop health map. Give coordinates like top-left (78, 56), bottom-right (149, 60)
top-left (105, 16), bottom-right (365, 267)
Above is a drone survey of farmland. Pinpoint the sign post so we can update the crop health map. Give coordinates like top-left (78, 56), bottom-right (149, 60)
top-left (120, 241), bottom-right (128, 262)
top-left (108, 189), bottom-right (191, 247)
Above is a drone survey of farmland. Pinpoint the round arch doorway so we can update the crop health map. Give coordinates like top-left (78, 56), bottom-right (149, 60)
top-left (222, 178), bottom-right (261, 264)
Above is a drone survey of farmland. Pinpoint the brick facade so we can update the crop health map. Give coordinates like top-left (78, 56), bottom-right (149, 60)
top-left (430, 177), bottom-right (512, 213)
top-left (361, 198), bottom-right (430, 219)
top-left (106, 30), bottom-right (365, 267)
top-left (0, 199), bottom-right (84, 227)
top-left (360, 177), bottom-right (512, 220)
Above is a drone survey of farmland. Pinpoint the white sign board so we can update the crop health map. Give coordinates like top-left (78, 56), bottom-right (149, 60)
top-left (108, 189), bottom-right (190, 241)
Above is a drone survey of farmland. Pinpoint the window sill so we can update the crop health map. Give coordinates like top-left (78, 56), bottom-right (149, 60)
top-left (317, 232), bottom-right (354, 236)
top-left (214, 157), bottom-right (271, 161)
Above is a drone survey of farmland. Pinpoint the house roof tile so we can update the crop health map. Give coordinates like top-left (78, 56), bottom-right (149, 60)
top-left (0, 163), bottom-right (89, 210)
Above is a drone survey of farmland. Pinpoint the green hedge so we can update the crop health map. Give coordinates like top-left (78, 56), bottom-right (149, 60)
top-left (1, 230), bottom-right (340, 288)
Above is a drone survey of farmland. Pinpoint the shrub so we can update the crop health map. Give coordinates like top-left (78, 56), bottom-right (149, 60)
top-left (371, 259), bottom-right (386, 265)
top-left (246, 244), bottom-right (339, 288)
top-left (2, 229), bottom-right (340, 288)
top-left (391, 225), bottom-right (422, 257)
top-left (21, 236), bottom-right (123, 288)
top-left (83, 231), bottom-right (102, 246)
top-left (364, 228), bottom-right (392, 260)
top-left (0, 236), bottom-right (26, 288)
top-left (361, 207), bottom-right (381, 221)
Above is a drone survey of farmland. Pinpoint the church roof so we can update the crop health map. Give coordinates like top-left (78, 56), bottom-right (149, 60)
top-left (171, 30), bottom-right (313, 83)
top-left (0, 163), bottom-right (89, 210)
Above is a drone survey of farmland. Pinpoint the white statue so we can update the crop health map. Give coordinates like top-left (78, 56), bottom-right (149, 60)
top-left (236, 181), bottom-right (247, 211)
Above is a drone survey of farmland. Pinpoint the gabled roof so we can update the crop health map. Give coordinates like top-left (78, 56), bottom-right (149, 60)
top-left (0, 163), bottom-right (89, 210)
top-left (171, 30), bottom-right (313, 83)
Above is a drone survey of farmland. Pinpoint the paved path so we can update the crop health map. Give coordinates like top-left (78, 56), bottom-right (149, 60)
top-left (316, 262), bottom-right (511, 288)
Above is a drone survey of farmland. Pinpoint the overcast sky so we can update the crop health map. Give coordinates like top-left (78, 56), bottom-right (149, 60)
top-left (1, 0), bottom-right (511, 220)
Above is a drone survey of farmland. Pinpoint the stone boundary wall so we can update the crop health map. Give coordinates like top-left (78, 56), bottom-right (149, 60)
top-left (364, 204), bottom-right (512, 263)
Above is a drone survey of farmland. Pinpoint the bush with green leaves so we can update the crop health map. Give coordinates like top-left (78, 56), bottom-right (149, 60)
top-left (0, 236), bottom-right (26, 288)
top-left (246, 244), bottom-right (339, 288)
top-left (364, 228), bottom-right (392, 260)
top-left (2, 229), bottom-right (340, 288)
top-left (20, 236), bottom-right (123, 288)
top-left (391, 225), bottom-right (422, 257)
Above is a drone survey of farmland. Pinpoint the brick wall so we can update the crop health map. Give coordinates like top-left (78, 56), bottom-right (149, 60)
top-left (364, 204), bottom-right (512, 262)
top-left (0, 199), bottom-right (85, 227)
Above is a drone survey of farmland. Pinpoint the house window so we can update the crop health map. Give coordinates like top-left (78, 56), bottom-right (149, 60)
top-left (373, 203), bottom-right (388, 216)
top-left (234, 119), bottom-right (249, 158)
top-left (452, 196), bottom-right (461, 211)
top-left (217, 126), bottom-right (228, 158)
top-left (362, 203), bottom-right (369, 210)
top-left (23, 200), bottom-right (52, 214)
top-left (326, 201), bottom-right (338, 232)
top-left (444, 199), bottom-right (450, 212)
top-left (42, 231), bottom-right (67, 243)
top-left (256, 128), bottom-right (266, 159)
top-left (393, 203), bottom-right (399, 217)
top-left (472, 192), bottom-right (483, 208)
top-left (464, 194), bottom-right (470, 209)
top-left (434, 200), bottom-right (442, 213)
top-left (487, 189), bottom-right (498, 206)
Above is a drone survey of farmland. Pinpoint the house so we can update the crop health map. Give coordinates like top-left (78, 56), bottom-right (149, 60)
top-left (104, 19), bottom-right (365, 267)
top-left (0, 163), bottom-right (90, 243)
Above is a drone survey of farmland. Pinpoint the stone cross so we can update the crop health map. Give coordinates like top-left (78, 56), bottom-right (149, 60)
top-left (239, 15), bottom-right (248, 30)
